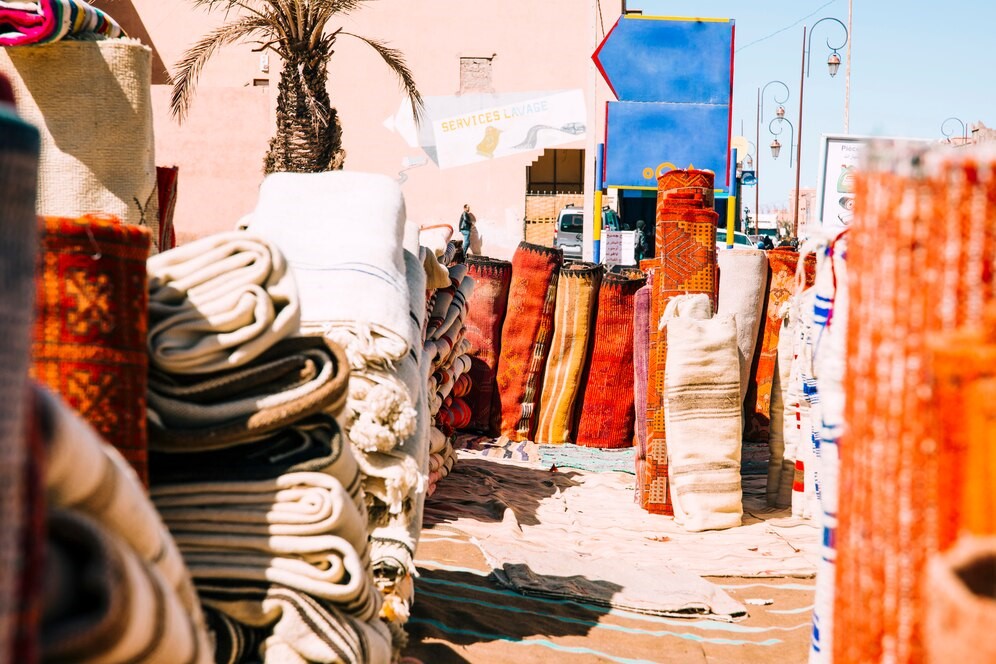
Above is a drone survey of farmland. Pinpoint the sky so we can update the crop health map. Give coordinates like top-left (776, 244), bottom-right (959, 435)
top-left (628, 0), bottom-right (995, 211)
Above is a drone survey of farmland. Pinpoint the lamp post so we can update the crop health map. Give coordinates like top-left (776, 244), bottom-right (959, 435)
top-left (769, 115), bottom-right (795, 167)
top-left (793, 17), bottom-right (848, 239)
top-left (755, 80), bottom-right (790, 238)
top-left (941, 116), bottom-right (968, 145)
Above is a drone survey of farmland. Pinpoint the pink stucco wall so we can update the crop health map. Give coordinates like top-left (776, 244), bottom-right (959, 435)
top-left (121, 0), bottom-right (620, 256)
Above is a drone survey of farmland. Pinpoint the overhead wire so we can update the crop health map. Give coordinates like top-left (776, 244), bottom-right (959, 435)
top-left (735, 0), bottom-right (840, 52)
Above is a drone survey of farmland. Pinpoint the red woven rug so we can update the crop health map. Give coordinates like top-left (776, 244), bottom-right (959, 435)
top-left (31, 215), bottom-right (152, 484)
top-left (462, 256), bottom-right (513, 435)
top-left (834, 153), bottom-right (996, 664)
top-left (576, 270), bottom-right (646, 448)
top-left (743, 249), bottom-right (815, 444)
top-left (156, 165), bottom-right (178, 252)
top-left (642, 209), bottom-right (718, 515)
top-left (495, 243), bottom-right (562, 441)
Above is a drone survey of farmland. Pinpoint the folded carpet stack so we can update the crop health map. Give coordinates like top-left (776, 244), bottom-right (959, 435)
top-left (0, 0), bottom-right (124, 45)
top-left (426, 263), bottom-right (475, 433)
top-left (31, 214), bottom-right (152, 483)
top-left (38, 384), bottom-right (213, 663)
top-left (536, 262), bottom-right (602, 445)
top-left (662, 296), bottom-right (742, 532)
top-left (495, 242), bottom-right (563, 441)
top-left (640, 169), bottom-right (718, 515)
top-left (0, 37), bottom-right (161, 248)
top-left (462, 256), bottom-right (513, 435)
top-left (147, 232), bottom-right (393, 662)
top-left (426, 427), bottom-right (456, 498)
top-left (807, 229), bottom-right (848, 663)
top-left (0, 86), bottom-right (39, 664)
top-left (834, 143), bottom-right (996, 664)
top-left (576, 269), bottom-right (646, 448)
top-left (242, 171), bottom-right (433, 649)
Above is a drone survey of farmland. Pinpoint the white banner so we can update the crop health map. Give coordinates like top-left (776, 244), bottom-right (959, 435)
top-left (431, 89), bottom-right (587, 169)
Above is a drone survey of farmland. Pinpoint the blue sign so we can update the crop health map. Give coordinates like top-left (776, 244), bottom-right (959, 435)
top-left (604, 101), bottom-right (731, 189)
top-left (593, 17), bottom-right (734, 103)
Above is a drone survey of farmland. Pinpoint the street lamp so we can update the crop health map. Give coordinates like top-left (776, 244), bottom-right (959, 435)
top-left (769, 116), bottom-right (794, 167)
top-left (792, 17), bottom-right (848, 240)
top-left (941, 116), bottom-right (968, 144)
top-left (755, 80), bottom-right (790, 238)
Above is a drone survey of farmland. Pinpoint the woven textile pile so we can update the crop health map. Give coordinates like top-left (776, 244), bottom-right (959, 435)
top-left (462, 256), bottom-right (513, 435)
top-left (424, 258), bottom-right (475, 496)
top-left (536, 262), bottom-right (602, 445)
top-left (145, 231), bottom-right (394, 662)
top-left (0, 0), bottom-right (123, 45)
top-left (833, 143), bottom-right (996, 664)
top-left (639, 169), bottom-right (718, 515)
top-left (243, 171), bottom-right (434, 649)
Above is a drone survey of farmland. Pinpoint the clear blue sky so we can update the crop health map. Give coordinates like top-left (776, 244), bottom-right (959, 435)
top-left (628, 0), bottom-right (994, 211)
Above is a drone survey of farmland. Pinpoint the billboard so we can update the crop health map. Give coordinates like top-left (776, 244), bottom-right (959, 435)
top-left (816, 134), bottom-right (865, 232)
top-left (604, 101), bottom-right (730, 189)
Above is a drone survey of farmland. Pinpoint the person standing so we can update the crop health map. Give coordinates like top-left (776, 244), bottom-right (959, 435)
top-left (459, 203), bottom-right (475, 255)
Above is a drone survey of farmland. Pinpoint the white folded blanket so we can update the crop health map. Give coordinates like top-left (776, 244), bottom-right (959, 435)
top-left (147, 232), bottom-right (301, 374)
top-left (245, 171), bottom-right (413, 366)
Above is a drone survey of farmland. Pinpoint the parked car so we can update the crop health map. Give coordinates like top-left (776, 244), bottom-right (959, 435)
top-left (715, 229), bottom-right (756, 249)
top-left (553, 205), bottom-right (620, 260)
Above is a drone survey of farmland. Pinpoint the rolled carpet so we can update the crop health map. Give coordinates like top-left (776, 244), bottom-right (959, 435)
top-left (923, 536), bottom-right (996, 664)
top-left (32, 214), bottom-right (152, 483)
top-left (244, 171), bottom-right (414, 367)
top-left (463, 256), bottom-right (512, 435)
top-left (536, 263), bottom-right (602, 444)
top-left (0, 0), bottom-right (124, 46)
top-left (744, 249), bottom-right (815, 443)
top-left (643, 207), bottom-right (717, 515)
top-left (576, 270), bottom-right (646, 448)
top-left (633, 281), bottom-right (651, 502)
top-left (200, 582), bottom-right (392, 664)
top-left (834, 143), bottom-right (996, 664)
top-left (496, 242), bottom-right (563, 441)
top-left (0, 38), bottom-right (160, 247)
top-left (38, 384), bottom-right (212, 656)
top-left (664, 314), bottom-right (743, 532)
top-left (716, 248), bottom-right (768, 403)
top-left (147, 336), bottom-right (349, 452)
top-left (42, 508), bottom-right (211, 664)
top-left (766, 309), bottom-right (793, 508)
top-left (147, 231), bottom-right (301, 375)
top-left (156, 165), bottom-right (178, 252)
top-left (808, 230), bottom-right (848, 663)
top-left (0, 84), bottom-right (39, 662)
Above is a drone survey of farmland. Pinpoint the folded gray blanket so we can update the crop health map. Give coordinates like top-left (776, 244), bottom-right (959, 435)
top-left (43, 508), bottom-right (212, 664)
top-left (148, 336), bottom-right (349, 451)
top-left (147, 231), bottom-right (301, 375)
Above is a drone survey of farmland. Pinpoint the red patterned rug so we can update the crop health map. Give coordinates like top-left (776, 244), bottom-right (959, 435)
top-left (576, 270), bottom-right (646, 448)
top-left (462, 256), bottom-right (513, 435)
top-left (495, 243), bottom-right (562, 441)
top-left (31, 214), bottom-right (152, 483)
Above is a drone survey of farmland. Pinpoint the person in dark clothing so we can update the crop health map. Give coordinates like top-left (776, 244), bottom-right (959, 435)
top-left (760, 236), bottom-right (775, 250)
top-left (634, 219), bottom-right (649, 261)
top-left (459, 204), bottom-right (474, 255)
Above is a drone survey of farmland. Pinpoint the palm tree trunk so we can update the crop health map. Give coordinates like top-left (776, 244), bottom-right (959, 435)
top-left (264, 55), bottom-right (345, 174)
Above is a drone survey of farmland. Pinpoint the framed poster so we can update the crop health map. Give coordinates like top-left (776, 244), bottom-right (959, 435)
top-left (817, 134), bottom-right (866, 232)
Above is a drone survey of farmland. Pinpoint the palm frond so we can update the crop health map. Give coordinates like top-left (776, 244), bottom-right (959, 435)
top-left (170, 16), bottom-right (274, 122)
top-left (341, 32), bottom-right (425, 126)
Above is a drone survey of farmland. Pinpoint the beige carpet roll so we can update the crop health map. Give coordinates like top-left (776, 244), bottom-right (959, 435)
top-left (0, 39), bottom-right (160, 249)
top-left (717, 248), bottom-right (768, 402)
top-left (664, 314), bottom-right (743, 532)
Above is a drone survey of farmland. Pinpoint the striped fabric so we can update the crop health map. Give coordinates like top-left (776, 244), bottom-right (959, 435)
top-left (495, 242), bottom-right (562, 441)
top-left (0, 0), bottom-right (124, 46)
top-left (536, 263), bottom-right (602, 444)
top-left (632, 280), bottom-right (651, 502)
top-left (834, 144), bottom-right (996, 664)
top-left (576, 270), bottom-right (646, 448)
top-left (463, 257), bottom-right (512, 435)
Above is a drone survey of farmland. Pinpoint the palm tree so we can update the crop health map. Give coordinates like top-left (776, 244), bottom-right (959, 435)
top-left (170, 0), bottom-right (423, 173)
